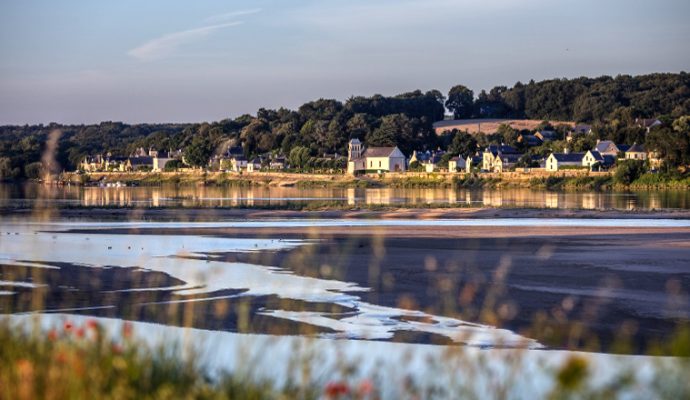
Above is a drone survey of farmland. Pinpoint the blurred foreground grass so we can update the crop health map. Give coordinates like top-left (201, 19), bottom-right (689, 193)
top-left (1, 317), bottom-right (689, 400)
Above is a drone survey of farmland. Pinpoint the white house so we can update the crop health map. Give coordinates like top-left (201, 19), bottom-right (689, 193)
top-left (546, 152), bottom-right (585, 171)
top-left (448, 156), bottom-right (466, 172)
top-left (347, 139), bottom-right (406, 174)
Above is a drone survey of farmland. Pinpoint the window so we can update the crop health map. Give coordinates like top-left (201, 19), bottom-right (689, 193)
top-left (379, 161), bottom-right (381, 168)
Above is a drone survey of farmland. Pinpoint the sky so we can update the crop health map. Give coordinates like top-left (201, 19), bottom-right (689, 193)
top-left (0, 0), bottom-right (688, 125)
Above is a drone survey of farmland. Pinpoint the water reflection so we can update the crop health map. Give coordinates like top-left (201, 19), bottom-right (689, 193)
top-left (1, 183), bottom-right (689, 210)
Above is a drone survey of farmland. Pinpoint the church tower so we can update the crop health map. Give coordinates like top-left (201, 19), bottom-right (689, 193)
top-left (348, 138), bottom-right (362, 160)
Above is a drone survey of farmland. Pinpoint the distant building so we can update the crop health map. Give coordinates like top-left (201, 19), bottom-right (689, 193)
top-left (546, 152), bottom-right (585, 171)
top-left (517, 134), bottom-right (543, 147)
top-left (625, 143), bottom-right (647, 160)
top-left (448, 156), bottom-right (466, 172)
top-left (535, 130), bottom-right (558, 142)
top-left (635, 118), bottom-right (662, 132)
top-left (347, 139), bottom-right (406, 174)
top-left (246, 157), bottom-right (262, 173)
top-left (582, 150), bottom-right (615, 170)
top-left (124, 156), bottom-right (154, 171)
top-left (594, 140), bottom-right (630, 157)
top-left (482, 145), bottom-right (520, 172)
top-left (566, 124), bottom-right (593, 142)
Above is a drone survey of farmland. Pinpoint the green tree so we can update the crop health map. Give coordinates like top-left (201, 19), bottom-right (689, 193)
top-left (288, 146), bottom-right (311, 170)
top-left (446, 85), bottom-right (474, 119)
top-left (448, 130), bottom-right (477, 157)
top-left (183, 137), bottom-right (214, 168)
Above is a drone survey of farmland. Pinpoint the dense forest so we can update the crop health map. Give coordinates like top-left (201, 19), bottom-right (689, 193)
top-left (0, 72), bottom-right (688, 179)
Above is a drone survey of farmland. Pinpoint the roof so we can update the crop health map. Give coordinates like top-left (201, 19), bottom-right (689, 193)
top-left (595, 141), bottom-right (618, 153)
top-left (617, 144), bottom-right (631, 153)
top-left (349, 138), bottom-right (361, 145)
top-left (551, 153), bottom-right (584, 163)
top-left (485, 144), bottom-right (519, 155)
top-left (587, 150), bottom-right (604, 161)
top-left (627, 143), bottom-right (645, 153)
top-left (572, 124), bottom-right (592, 134)
top-left (537, 130), bottom-right (557, 139)
top-left (449, 156), bottom-right (463, 162)
top-left (364, 147), bottom-right (398, 157)
top-left (411, 150), bottom-right (431, 162)
top-left (497, 153), bottom-right (522, 163)
top-left (129, 157), bottom-right (153, 165)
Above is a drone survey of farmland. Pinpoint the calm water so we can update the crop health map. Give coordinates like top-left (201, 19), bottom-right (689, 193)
top-left (1, 183), bottom-right (690, 210)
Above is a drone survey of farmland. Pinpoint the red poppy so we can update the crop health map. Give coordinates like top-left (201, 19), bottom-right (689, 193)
top-left (324, 381), bottom-right (350, 398)
top-left (86, 319), bottom-right (99, 331)
top-left (63, 321), bottom-right (73, 332)
top-left (47, 329), bottom-right (58, 342)
top-left (75, 327), bottom-right (86, 339)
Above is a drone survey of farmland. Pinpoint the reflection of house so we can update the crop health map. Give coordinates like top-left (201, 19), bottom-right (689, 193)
top-left (625, 143), bottom-right (647, 160)
top-left (347, 139), bottom-right (406, 174)
top-left (546, 152), bottom-right (584, 171)
top-left (448, 156), bottom-right (467, 172)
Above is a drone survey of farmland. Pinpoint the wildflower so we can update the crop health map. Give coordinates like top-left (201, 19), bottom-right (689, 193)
top-left (357, 379), bottom-right (374, 396)
top-left (122, 321), bottom-right (133, 339)
top-left (75, 327), bottom-right (86, 339)
top-left (63, 321), bottom-right (74, 332)
top-left (47, 329), bottom-right (58, 342)
top-left (86, 319), bottom-right (99, 331)
top-left (324, 381), bottom-right (350, 398)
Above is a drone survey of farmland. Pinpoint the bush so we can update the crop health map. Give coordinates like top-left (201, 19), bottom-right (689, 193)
top-left (614, 160), bottom-right (647, 185)
top-left (24, 162), bottom-right (45, 180)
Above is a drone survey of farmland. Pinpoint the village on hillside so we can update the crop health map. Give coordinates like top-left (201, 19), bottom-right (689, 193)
top-left (78, 118), bottom-right (664, 176)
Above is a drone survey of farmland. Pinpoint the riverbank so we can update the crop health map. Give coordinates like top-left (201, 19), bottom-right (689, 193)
top-left (53, 170), bottom-right (690, 190)
top-left (4, 206), bottom-right (690, 222)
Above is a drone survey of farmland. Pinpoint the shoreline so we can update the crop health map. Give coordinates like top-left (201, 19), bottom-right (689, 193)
top-left (4, 206), bottom-right (690, 221)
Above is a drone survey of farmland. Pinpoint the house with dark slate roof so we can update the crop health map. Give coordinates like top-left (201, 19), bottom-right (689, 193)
top-left (625, 143), bottom-right (647, 160)
top-left (546, 152), bottom-right (585, 171)
top-left (347, 139), bottom-right (406, 174)
top-left (482, 144), bottom-right (521, 172)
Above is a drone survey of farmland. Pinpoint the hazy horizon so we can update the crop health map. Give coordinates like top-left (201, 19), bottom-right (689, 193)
top-left (1, 0), bottom-right (689, 125)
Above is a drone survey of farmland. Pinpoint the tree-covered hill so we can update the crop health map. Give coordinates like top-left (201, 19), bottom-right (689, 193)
top-left (0, 72), bottom-right (688, 179)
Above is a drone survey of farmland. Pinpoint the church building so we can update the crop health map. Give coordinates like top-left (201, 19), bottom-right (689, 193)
top-left (347, 139), bottom-right (407, 174)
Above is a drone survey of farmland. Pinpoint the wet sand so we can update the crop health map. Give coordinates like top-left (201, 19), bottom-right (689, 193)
top-left (62, 220), bottom-right (690, 353)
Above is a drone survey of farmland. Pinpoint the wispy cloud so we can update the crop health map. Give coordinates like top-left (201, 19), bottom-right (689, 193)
top-left (128, 21), bottom-right (243, 61)
top-left (205, 8), bottom-right (262, 23)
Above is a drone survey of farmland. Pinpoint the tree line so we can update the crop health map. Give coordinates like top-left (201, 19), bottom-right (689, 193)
top-left (0, 72), bottom-right (688, 180)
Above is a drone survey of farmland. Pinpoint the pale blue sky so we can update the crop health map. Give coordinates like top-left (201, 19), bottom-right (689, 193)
top-left (1, 0), bottom-right (688, 124)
